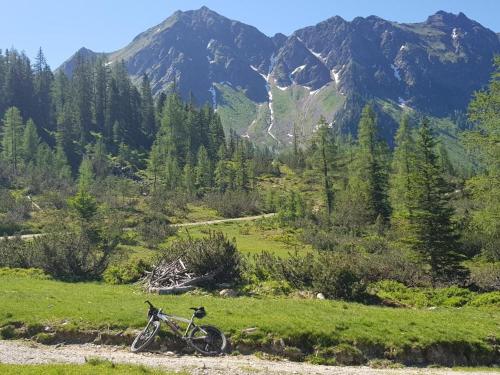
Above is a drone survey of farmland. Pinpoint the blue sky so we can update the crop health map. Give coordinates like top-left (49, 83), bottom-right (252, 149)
top-left (1, 0), bottom-right (499, 67)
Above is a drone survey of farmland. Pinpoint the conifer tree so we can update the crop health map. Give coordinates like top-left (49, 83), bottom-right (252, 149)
top-left (1, 107), bottom-right (24, 173)
top-left (78, 155), bottom-right (94, 192)
top-left (140, 74), bottom-right (156, 142)
top-left (389, 114), bottom-right (414, 226)
top-left (22, 119), bottom-right (40, 164)
top-left (351, 104), bottom-right (390, 223)
top-left (183, 151), bottom-right (196, 194)
top-left (408, 118), bottom-right (467, 283)
top-left (314, 116), bottom-right (335, 216)
top-left (195, 145), bottom-right (212, 189)
top-left (465, 57), bottom-right (500, 259)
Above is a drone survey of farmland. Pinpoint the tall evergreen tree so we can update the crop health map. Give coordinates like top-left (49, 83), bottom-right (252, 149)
top-left (389, 114), bottom-right (414, 226)
top-left (408, 118), bottom-right (467, 283)
top-left (1, 107), bottom-right (24, 173)
top-left (351, 104), bottom-right (390, 223)
top-left (195, 145), bottom-right (212, 189)
top-left (22, 118), bottom-right (40, 164)
top-left (140, 74), bottom-right (156, 143)
top-left (465, 56), bottom-right (500, 260)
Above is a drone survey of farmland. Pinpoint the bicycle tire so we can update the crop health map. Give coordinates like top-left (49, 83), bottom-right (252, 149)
top-left (188, 325), bottom-right (227, 356)
top-left (130, 320), bottom-right (160, 353)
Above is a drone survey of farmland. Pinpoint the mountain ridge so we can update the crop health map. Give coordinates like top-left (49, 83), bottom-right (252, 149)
top-left (59, 7), bottom-right (500, 145)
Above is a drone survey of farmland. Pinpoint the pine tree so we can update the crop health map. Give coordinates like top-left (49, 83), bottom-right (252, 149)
top-left (140, 74), bottom-right (156, 143)
top-left (183, 151), bottom-right (196, 194)
top-left (33, 48), bottom-right (54, 141)
top-left (1, 107), bottom-right (24, 173)
top-left (465, 57), bottom-right (500, 259)
top-left (91, 138), bottom-right (109, 179)
top-left (314, 116), bottom-right (335, 216)
top-left (234, 144), bottom-right (249, 191)
top-left (22, 118), bottom-right (40, 164)
top-left (408, 118), bottom-right (467, 283)
top-left (351, 104), bottom-right (390, 223)
top-left (195, 145), bottom-right (212, 189)
top-left (94, 57), bottom-right (109, 137)
top-left (389, 114), bottom-right (414, 226)
top-left (78, 155), bottom-right (94, 192)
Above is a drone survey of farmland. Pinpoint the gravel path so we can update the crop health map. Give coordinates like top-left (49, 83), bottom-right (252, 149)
top-left (2, 213), bottom-right (276, 241)
top-left (0, 340), bottom-right (493, 374)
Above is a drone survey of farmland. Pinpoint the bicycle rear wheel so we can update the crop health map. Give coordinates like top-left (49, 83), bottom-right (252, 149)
top-left (130, 320), bottom-right (160, 353)
top-left (188, 325), bottom-right (227, 356)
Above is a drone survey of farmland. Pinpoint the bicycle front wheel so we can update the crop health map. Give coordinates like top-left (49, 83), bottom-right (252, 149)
top-left (188, 325), bottom-right (227, 356)
top-left (130, 320), bottom-right (160, 353)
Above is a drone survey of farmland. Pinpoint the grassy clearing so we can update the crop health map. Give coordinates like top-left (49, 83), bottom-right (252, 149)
top-left (0, 273), bottom-right (498, 355)
top-left (0, 362), bottom-right (182, 374)
top-left (169, 220), bottom-right (311, 258)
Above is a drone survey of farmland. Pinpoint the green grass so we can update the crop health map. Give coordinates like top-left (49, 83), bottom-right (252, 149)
top-left (0, 273), bottom-right (498, 354)
top-left (169, 220), bottom-right (311, 258)
top-left (0, 362), bottom-right (182, 375)
top-left (216, 83), bottom-right (258, 135)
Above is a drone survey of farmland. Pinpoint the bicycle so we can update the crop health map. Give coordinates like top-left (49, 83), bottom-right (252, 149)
top-left (130, 301), bottom-right (227, 356)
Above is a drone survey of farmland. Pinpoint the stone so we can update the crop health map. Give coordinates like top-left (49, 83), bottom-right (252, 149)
top-left (219, 289), bottom-right (238, 298)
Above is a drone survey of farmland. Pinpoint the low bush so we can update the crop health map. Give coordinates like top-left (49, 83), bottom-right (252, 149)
top-left (312, 253), bottom-right (366, 300)
top-left (0, 267), bottom-right (50, 279)
top-left (469, 291), bottom-right (500, 307)
top-left (103, 258), bottom-right (151, 285)
top-left (242, 280), bottom-right (293, 296)
top-left (251, 251), bottom-right (366, 301)
top-left (159, 232), bottom-right (242, 285)
top-left (137, 214), bottom-right (177, 248)
top-left (203, 191), bottom-right (262, 218)
top-left (468, 261), bottom-right (500, 291)
top-left (0, 223), bottom-right (120, 281)
top-left (368, 280), bottom-right (499, 308)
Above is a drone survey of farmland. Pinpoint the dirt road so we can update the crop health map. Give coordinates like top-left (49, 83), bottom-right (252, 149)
top-left (2, 213), bottom-right (276, 241)
top-left (0, 340), bottom-right (492, 375)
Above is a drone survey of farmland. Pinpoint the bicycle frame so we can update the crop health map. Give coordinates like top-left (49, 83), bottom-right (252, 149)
top-left (153, 309), bottom-right (204, 339)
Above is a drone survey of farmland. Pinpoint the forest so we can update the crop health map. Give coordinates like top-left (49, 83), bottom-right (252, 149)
top-left (0, 47), bottom-right (498, 300)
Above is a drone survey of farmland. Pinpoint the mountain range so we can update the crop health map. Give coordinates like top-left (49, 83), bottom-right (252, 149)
top-left (60, 7), bottom-right (500, 146)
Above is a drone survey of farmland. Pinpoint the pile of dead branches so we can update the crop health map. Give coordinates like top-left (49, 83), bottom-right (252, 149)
top-left (140, 257), bottom-right (220, 294)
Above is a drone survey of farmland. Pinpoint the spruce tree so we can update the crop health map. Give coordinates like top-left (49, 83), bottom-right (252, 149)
top-left (408, 118), bottom-right (467, 283)
top-left (195, 145), bottom-right (212, 189)
top-left (1, 107), bottom-right (24, 173)
top-left (140, 74), bottom-right (156, 142)
top-left (389, 114), bottom-right (414, 226)
top-left (465, 57), bottom-right (500, 259)
top-left (78, 155), bottom-right (94, 192)
top-left (352, 104), bottom-right (390, 223)
top-left (22, 119), bottom-right (40, 164)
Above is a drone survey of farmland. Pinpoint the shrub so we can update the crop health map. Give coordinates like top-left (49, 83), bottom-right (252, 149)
top-left (243, 280), bottom-right (293, 296)
top-left (368, 280), bottom-right (431, 307)
top-left (469, 291), bottom-right (500, 307)
top-left (103, 258), bottom-right (150, 285)
top-left (312, 253), bottom-right (365, 300)
top-left (137, 214), bottom-right (177, 248)
top-left (0, 267), bottom-right (50, 279)
top-left (30, 228), bottom-right (118, 281)
top-left (204, 191), bottom-right (262, 218)
top-left (159, 232), bottom-right (242, 285)
top-left (0, 237), bottom-right (40, 268)
top-left (468, 262), bottom-right (500, 291)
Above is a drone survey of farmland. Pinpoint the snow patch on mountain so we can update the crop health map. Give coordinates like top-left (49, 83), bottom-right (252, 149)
top-left (209, 86), bottom-right (217, 110)
top-left (291, 64), bottom-right (306, 75)
top-left (391, 64), bottom-right (401, 81)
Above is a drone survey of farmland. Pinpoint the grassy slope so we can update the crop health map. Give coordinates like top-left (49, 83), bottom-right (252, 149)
top-left (377, 99), bottom-right (477, 173)
top-left (1, 274), bottom-right (498, 352)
